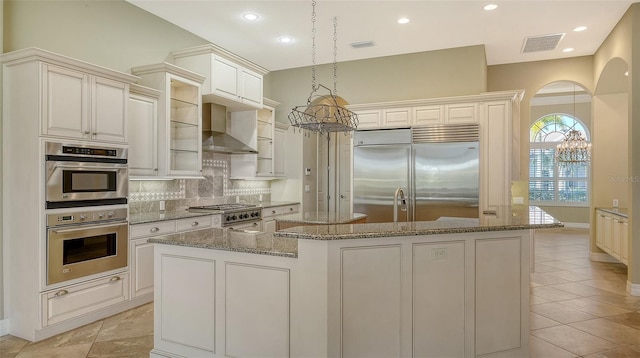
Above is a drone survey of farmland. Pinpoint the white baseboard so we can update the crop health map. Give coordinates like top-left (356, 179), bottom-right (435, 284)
top-left (627, 281), bottom-right (640, 296)
top-left (590, 252), bottom-right (620, 263)
top-left (562, 222), bottom-right (590, 229)
top-left (0, 318), bottom-right (9, 337)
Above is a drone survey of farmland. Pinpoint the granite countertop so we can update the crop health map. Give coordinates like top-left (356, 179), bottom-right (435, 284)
top-left (252, 201), bottom-right (300, 208)
top-left (129, 210), bottom-right (214, 225)
top-left (148, 228), bottom-right (298, 258)
top-left (596, 207), bottom-right (628, 218)
top-left (275, 211), bottom-right (367, 224)
top-left (273, 206), bottom-right (563, 241)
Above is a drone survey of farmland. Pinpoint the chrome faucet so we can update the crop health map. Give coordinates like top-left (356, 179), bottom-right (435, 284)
top-left (393, 187), bottom-right (408, 222)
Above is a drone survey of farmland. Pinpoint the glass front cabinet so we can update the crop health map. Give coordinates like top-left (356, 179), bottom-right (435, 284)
top-left (132, 63), bottom-right (205, 178)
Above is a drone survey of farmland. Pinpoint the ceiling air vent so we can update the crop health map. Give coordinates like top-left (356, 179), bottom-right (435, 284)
top-left (350, 41), bottom-right (374, 49)
top-left (521, 33), bottom-right (565, 53)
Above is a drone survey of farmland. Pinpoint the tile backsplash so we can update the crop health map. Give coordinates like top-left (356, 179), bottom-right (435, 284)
top-left (129, 152), bottom-right (270, 214)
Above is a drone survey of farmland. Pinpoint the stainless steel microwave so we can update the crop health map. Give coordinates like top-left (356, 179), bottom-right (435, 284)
top-left (45, 142), bottom-right (128, 209)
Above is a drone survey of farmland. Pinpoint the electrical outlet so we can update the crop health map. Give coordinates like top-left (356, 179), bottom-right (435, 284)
top-left (304, 185), bottom-right (310, 192)
top-left (159, 200), bottom-right (165, 211)
top-left (512, 196), bottom-right (524, 205)
top-left (613, 199), bottom-right (619, 208)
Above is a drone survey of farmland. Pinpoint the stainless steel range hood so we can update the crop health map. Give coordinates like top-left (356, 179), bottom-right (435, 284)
top-left (202, 103), bottom-right (257, 154)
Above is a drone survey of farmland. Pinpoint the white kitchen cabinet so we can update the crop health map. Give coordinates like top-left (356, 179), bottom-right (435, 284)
top-left (41, 272), bottom-right (129, 327)
top-left (444, 102), bottom-right (478, 123)
top-left (382, 107), bottom-right (412, 127)
top-left (595, 209), bottom-right (628, 265)
top-left (129, 214), bottom-right (219, 302)
top-left (353, 109), bottom-right (381, 129)
top-left (128, 84), bottom-right (161, 177)
top-left (229, 99), bottom-right (285, 179)
top-left (171, 44), bottom-right (269, 110)
top-left (42, 63), bottom-right (130, 143)
top-left (274, 122), bottom-right (288, 177)
top-left (261, 203), bottom-right (300, 233)
top-left (2, 47), bottom-right (139, 342)
top-left (131, 63), bottom-right (205, 178)
top-left (413, 105), bottom-right (444, 125)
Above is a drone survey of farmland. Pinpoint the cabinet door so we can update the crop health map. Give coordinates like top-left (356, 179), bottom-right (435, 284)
top-left (382, 108), bottom-right (411, 127)
top-left (42, 64), bottom-right (89, 139)
top-left (212, 56), bottom-right (239, 99)
top-left (620, 220), bottom-right (629, 264)
top-left (131, 238), bottom-right (154, 298)
top-left (596, 211), bottom-right (606, 249)
top-left (274, 128), bottom-right (285, 177)
top-left (263, 218), bottom-right (276, 233)
top-left (240, 69), bottom-right (263, 108)
top-left (604, 215), bottom-right (613, 251)
top-left (129, 92), bottom-right (158, 177)
top-left (479, 101), bottom-right (510, 214)
top-left (92, 77), bottom-right (128, 143)
top-left (445, 103), bottom-right (478, 123)
top-left (612, 218), bottom-right (622, 260)
top-left (354, 110), bottom-right (381, 129)
top-left (168, 75), bottom-right (202, 177)
top-left (413, 105), bottom-right (444, 126)
top-left (256, 107), bottom-right (274, 176)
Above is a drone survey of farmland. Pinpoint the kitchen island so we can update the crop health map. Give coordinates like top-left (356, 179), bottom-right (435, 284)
top-left (275, 211), bottom-right (367, 230)
top-left (149, 206), bottom-right (561, 358)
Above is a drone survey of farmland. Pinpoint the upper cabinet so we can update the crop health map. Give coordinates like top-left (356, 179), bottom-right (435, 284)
top-left (128, 84), bottom-right (161, 178)
top-left (131, 63), bottom-right (205, 179)
top-left (171, 44), bottom-right (269, 111)
top-left (229, 98), bottom-right (285, 179)
top-left (2, 48), bottom-right (137, 144)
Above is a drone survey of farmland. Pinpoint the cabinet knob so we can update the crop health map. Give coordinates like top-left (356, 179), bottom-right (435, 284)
top-left (150, 227), bottom-right (160, 233)
top-left (272, 210), bottom-right (276, 214)
top-left (83, 131), bottom-right (90, 135)
top-left (110, 276), bottom-right (121, 282)
top-left (191, 221), bottom-right (199, 227)
top-left (289, 207), bottom-right (294, 211)
top-left (92, 132), bottom-right (97, 136)
top-left (54, 290), bottom-right (69, 297)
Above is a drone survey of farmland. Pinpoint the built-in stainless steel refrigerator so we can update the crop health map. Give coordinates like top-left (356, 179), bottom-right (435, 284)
top-left (353, 124), bottom-right (479, 223)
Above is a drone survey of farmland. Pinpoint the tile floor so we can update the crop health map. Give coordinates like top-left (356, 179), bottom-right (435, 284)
top-left (1, 227), bottom-right (639, 357)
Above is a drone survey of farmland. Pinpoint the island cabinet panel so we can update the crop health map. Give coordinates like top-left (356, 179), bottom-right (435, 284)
top-left (475, 237), bottom-right (524, 356)
top-left (156, 254), bottom-right (216, 356)
top-left (413, 241), bottom-right (466, 358)
top-left (340, 246), bottom-right (402, 358)
top-left (225, 263), bottom-right (290, 358)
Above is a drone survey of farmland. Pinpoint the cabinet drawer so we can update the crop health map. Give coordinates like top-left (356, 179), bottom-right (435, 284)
top-left (279, 204), bottom-right (299, 215)
top-left (130, 220), bottom-right (176, 239)
top-left (262, 207), bottom-right (280, 218)
top-left (177, 215), bottom-right (213, 232)
top-left (42, 273), bottom-right (129, 326)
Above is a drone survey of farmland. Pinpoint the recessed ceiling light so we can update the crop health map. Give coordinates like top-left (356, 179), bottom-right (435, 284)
top-left (397, 17), bottom-right (410, 24)
top-left (483, 4), bottom-right (498, 11)
top-left (562, 48), bottom-right (574, 53)
top-left (278, 36), bottom-right (293, 43)
top-left (242, 13), bottom-right (259, 21)
top-left (573, 26), bottom-right (587, 32)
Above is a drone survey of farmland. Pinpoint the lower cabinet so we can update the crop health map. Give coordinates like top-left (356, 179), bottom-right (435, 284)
top-left (261, 204), bottom-right (300, 233)
top-left (129, 214), bottom-right (219, 300)
top-left (595, 209), bottom-right (628, 265)
top-left (42, 272), bottom-right (129, 326)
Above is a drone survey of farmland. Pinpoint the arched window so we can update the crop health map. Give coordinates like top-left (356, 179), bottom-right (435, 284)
top-left (529, 113), bottom-right (590, 205)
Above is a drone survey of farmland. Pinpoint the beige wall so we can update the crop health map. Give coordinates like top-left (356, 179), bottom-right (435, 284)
top-left (3, 0), bottom-right (208, 72)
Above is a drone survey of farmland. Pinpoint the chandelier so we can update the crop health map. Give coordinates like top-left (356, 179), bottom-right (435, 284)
top-left (288, 0), bottom-right (358, 135)
top-left (556, 129), bottom-right (591, 165)
top-left (555, 84), bottom-right (591, 166)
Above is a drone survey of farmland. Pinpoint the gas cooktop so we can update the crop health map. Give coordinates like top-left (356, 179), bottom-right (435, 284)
top-left (188, 204), bottom-right (261, 226)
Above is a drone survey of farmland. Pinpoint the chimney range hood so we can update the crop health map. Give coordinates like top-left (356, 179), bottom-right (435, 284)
top-left (202, 103), bottom-right (257, 154)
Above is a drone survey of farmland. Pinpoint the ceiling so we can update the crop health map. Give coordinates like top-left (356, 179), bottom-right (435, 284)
top-left (127, 0), bottom-right (637, 72)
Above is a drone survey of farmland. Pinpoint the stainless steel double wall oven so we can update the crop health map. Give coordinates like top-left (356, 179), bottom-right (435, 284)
top-left (45, 142), bottom-right (129, 285)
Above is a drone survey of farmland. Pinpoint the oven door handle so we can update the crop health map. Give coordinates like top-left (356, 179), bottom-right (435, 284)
top-left (51, 222), bottom-right (127, 234)
top-left (51, 164), bottom-right (127, 170)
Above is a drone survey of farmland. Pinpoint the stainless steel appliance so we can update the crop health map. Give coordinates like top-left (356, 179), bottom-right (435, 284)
top-left (353, 124), bottom-right (480, 223)
top-left (46, 207), bottom-right (128, 285)
top-left (45, 142), bottom-right (128, 209)
top-left (188, 203), bottom-right (262, 230)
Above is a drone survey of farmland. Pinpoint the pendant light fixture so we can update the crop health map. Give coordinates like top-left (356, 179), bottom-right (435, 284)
top-left (555, 84), bottom-right (591, 166)
top-left (288, 0), bottom-right (358, 136)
